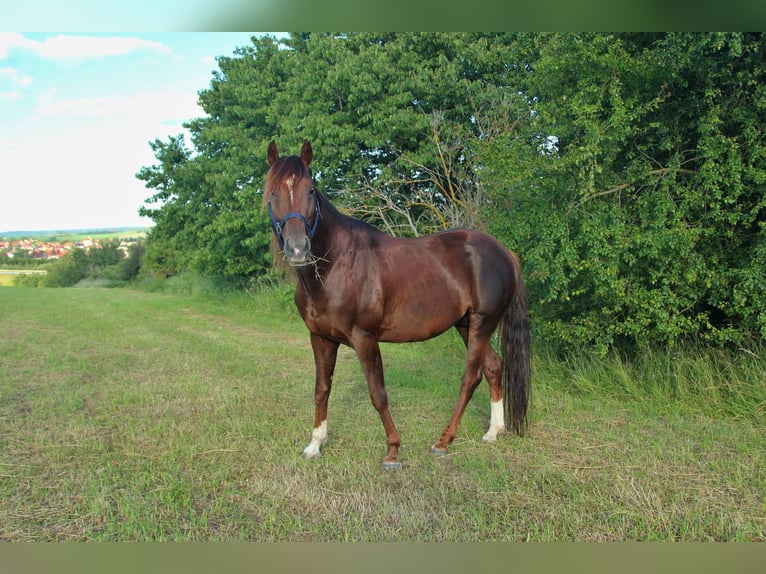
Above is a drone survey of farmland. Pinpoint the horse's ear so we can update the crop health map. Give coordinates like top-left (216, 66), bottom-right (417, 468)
top-left (267, 141), bottom-right (279, 166)
top-left (300, 140), bottom-right (313, 166)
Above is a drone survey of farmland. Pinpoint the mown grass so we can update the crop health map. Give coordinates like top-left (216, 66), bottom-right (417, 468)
top-left (0, 287), bottom-right (763, 541)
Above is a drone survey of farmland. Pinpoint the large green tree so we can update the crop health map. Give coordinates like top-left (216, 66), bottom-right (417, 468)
top-left (138, 32), bottom-right (519, 278)
top-left (480, 33), bottom-right (766, 352)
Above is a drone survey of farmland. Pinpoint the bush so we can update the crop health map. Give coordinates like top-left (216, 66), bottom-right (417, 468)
top-left (12, 272), bottom-right (45, 287)
top-left (480, 33), bottom-right (766, 354)
top-left (42, 249), bottom-right (89, 287)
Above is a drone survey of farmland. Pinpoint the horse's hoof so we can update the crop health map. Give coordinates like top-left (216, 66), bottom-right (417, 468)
top-left (429, 445), bottom-right (448, 457)
top-left (382, 460), bottom-right (403, 470)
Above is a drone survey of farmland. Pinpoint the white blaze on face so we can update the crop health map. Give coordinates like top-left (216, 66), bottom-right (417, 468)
top-left (482, 399), bottom-right (505, 442)
top-left (302, 419), bottom-right (328, 459)
top-left (286, 175), bottom-right (295, 206)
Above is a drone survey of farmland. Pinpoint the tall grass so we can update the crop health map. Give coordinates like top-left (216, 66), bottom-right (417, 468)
top-left (535, 344), bottom-right (765, 422)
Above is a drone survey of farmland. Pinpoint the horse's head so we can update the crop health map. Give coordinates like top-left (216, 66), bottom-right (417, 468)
top-left (265, 140), bottom-right (321, 267)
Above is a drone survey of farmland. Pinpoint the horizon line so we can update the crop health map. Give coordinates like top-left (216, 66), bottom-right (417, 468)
top-left (0, 225), bottom-right (152, 237)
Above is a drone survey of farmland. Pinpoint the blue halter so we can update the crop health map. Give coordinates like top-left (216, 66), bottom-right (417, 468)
top-left (267, 194), bottom-right (322, 250)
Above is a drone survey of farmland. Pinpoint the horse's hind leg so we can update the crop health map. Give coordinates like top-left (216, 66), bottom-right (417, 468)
top-left (479, 346), bottom-right (505, 442)
top-left (431, 319), bottom-right (495, 455)
top-left (453, 325), bottom-right (505, 443)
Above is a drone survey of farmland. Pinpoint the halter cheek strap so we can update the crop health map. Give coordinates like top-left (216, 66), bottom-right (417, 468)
top-left (267, 196), bottom-right (322, 249)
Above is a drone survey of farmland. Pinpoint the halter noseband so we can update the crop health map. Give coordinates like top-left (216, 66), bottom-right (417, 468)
top-left (267, 193), bottom-right (322, 250)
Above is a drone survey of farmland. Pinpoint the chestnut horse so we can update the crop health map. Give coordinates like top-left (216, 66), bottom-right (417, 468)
top-left (265, 140), bottom-right (530, 469)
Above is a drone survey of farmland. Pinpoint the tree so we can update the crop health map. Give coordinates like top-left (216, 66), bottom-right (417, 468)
top-left (42, 248), bottom-right (89, 287)
top-left (113, 241), bottom-right (145, 282)
top-left (90, 239), bottom-right (122, 270)
top-left (138, 33), bottom-right (521, 279)
top-left (480, 33), bottom-right (766, 352)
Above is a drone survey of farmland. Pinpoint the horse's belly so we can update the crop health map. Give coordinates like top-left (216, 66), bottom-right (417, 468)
top-left (377, 298), bottom-right (465, 343)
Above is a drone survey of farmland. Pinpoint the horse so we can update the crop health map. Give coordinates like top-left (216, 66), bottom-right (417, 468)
top-left (264, 140), bottom-right (530, 469)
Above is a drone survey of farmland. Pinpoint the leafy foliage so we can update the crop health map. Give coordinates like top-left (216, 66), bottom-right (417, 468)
top-left (480, 33), bottom-right (766, 352)
top-left (137, 33), bottom-right (766, 353)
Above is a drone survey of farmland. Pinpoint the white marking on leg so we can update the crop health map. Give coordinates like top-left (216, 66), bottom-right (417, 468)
top-left (302, 420), bottom-right (328, 459)
top-left (482, 399), bottom-right (505, 442)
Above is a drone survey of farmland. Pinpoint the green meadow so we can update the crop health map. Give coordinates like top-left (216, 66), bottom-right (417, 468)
top-left (0, 286), bottom-right (763, 541)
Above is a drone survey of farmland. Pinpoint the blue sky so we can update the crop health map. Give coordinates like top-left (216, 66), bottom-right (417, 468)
top-left (0, 33), bottom-right (268, 232)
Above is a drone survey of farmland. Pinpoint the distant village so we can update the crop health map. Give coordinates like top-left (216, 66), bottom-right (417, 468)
top-left (0, 236), bottom-right (139, 261)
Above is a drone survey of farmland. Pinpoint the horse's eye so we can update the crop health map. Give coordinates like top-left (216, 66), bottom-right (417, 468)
top-left (309, 187), bottom-right (316, 195)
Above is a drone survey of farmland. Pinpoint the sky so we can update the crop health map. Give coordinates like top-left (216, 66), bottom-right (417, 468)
top-left (0, 32), bottom-right (267, 232)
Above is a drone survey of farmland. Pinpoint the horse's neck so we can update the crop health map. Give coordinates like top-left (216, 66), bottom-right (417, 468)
top-left (294, 198), bottom-right (348, 290)
top-left (296, 195), bottom-right (386, 292)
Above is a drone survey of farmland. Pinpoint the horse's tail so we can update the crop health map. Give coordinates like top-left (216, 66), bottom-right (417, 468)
top-left (502, 255), bottom-right (531, 436)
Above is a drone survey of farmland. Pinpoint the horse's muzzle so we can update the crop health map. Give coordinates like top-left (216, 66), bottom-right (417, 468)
top-left (284, 235), bottom-right (311, 266)
top-left (267, 197), bottom-right (321, 267)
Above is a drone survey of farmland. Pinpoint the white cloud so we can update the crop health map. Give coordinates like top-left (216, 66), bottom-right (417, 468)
top-left (0, 67), bottom-right (33, 105)
top-left (0, 33), bottom-right (29, 59)
top-left (37, 35), bottom-right (172, 61)
top-left (0, 33), bottom-right (172, 62)
top-left (0, 66), bottom-right (33, 87)
top-left (32, 91), bottom-right (204, 124)
top-left (0, 91), bottom-right (23, 103)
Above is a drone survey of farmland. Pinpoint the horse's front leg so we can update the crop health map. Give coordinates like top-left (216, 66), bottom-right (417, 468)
top-left (352, 331), bottom-right (402, 469)
top-left (302, 333), bottom-right (339, 459)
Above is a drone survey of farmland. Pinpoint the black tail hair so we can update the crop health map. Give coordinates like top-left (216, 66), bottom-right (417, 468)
top-left (501, 266), bottom-right (531, 436)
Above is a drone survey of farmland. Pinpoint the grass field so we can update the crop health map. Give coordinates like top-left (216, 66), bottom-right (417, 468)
top-left (0, 286), bottom-right (764, 541)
